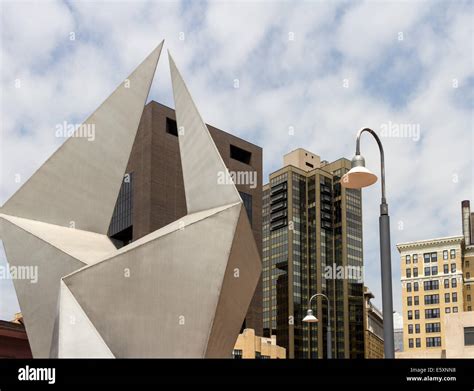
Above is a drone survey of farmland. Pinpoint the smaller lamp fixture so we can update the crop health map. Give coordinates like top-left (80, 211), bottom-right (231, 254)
top-left (302, 309), bottom-right (318, 323)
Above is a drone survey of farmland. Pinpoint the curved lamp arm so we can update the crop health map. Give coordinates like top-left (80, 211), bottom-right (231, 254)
top-left (354, 127), bottom-right (395, 358)
top-left (307, 293), bottom-right (332, 358)
top-left (308, 293), bottom-right (331, 330)
top-left (355, 128), bottom-right (388, 211)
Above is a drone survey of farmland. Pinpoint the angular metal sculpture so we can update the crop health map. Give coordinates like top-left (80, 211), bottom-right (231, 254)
top-left (0, 42), bottom-right (261, 358)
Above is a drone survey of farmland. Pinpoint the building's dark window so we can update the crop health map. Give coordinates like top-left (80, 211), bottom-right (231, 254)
top-left (166, 117), bottom-right (178, 136)
top-left (232, 349), bottom-right (243, 359)
top-left (108, 172), bottom-right (134, 246)
top-left (413, 254), bottom-right (418, 263)
top-left (414, 296), bottom-right (419, 305)
top-left (415, 324), bottom-right (420, 334)
top-left (424, 253), bottom-right (431, 263)
top-left (451, 263), bottom-right (456, 273)
top-left (450, 249), bottom-right (456, 259)
top-left (465, 327), bottom-right (474, 346)
top-left (425, 308), bottom-right (440, 319)
top-left (431, 266), bottom-right (438, 275)
top-left (445, 307), bottom-right (451, 313)
top-left (408, 338), bottom-right (414, 348)
top-left (453, 307), bottom-right (458, 313)
top-left (413, 268), bottom-right (418, 277)
top-left (239, 191), bottom-right (253, 225)
top-left (406, 255), bottom-right (411, 264)
top-left (424, 267), bottom-right (431, 276)
top-left (444, 279), bottom-right (449, 288)
top-left (415, 310), bottom-right (420, 319)
top-left (452, 278), bottom-right (457, 288)
top-left (414, 282), bottom-right (419, 291)
top-left (445, 293), bottom-right (450, 303)
top-left (443, 250), bottom-right (448, 260)
top-left (407, 310), bottom-right (413, 320)
top-left (424, 294), bottom-right (439, 305)
top-left (416, 338), bottom-right (421, 348)
top-left (406, 268), bottom-right (411, 278)
top-left (407, 283), bottom-right (412, 292)
top-left (408, 324), bottom-right (413, 334)
top-left (230, 145), bottom-right (251, 164)
top-left (305, 162), bottom-right (314, 169)
top-left (424, 280), bottom-right (439, 290)
top-left (426, 337), bottom-right (441, 347)
top-left (425, 323), bottom-right (441, 333)
top-left (444, 264), bottom-right (449, 274)
top-left (431, 252), bottom-right (437, 262)
top-left (452, 292), bottom-right (457, 303)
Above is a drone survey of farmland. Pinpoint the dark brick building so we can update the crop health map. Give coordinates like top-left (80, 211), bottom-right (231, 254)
top-left (108, 101), bottom-right (263, 335)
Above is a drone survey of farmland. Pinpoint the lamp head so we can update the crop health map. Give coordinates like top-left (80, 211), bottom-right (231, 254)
top-left (341, 154), bottom-right (378, 189)
top-left (302, 309), bottom-right (318, 323)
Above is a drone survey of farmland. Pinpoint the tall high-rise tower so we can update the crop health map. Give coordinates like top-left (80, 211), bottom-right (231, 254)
top-left (262, 149), bottom-right (365, 358)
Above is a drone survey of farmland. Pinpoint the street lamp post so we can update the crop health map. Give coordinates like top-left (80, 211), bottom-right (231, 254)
top-left (341, 127), bottom-right (395, 359)
top-left (302, 293), bottom-right (332, 359)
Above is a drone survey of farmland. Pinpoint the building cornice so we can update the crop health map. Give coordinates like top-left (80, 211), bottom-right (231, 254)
top-left (396, 236), bottom-right (464, 252)
top-left (465, 245), bottom-right (474, 255)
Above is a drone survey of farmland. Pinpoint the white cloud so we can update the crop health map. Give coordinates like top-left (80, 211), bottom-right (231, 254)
top-left (203, 2), bottom-right (281, 70)
top-left (1, 0), bottom-right (74, 64)
top-left (334, 1), bottom-right (427, 64)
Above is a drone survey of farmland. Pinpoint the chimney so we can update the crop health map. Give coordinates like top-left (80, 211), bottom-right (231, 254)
top-left (462, 200), bottom-right (471, 245)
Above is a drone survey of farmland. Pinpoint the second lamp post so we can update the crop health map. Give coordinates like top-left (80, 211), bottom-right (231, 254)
top-left (302, 293), bottom-right (332, 359)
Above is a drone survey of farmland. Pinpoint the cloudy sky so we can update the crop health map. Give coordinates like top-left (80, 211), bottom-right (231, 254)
top-left (0, 0), bottom-right (473, 321)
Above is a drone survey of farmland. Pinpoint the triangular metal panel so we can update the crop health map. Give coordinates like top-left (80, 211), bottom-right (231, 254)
top-left (56, 281), bottom-right (114, 358)
top-left (0, 217), bottom-right (86, 357)
top-left (62, 204), bottom-right (241, 357)
top-left (204, 206), bottom-right (261, 357)
top-left (0, 213), bottom-right (116, 265)
top-left (1, 42), bottom-right (163, 234)
top-left (169, 53), bottom-right (242, 214)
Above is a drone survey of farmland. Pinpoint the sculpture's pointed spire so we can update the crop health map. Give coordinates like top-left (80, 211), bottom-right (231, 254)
top-left (1, 41), bottom-right (164, 234)
top-left (168, 52), bottom-right (242, 214)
